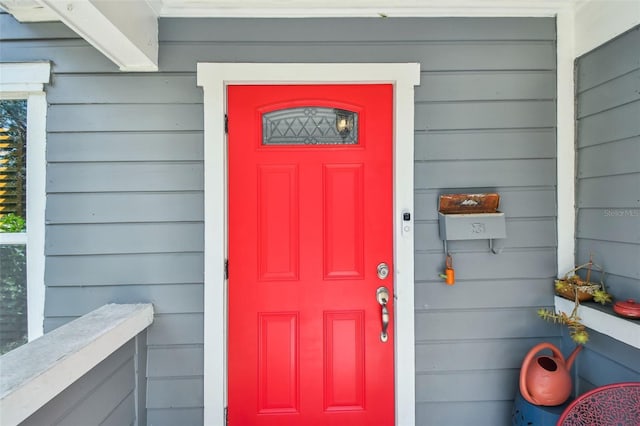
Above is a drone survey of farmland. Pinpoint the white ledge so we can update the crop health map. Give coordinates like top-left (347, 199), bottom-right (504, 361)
top-left (554, 296), bottom-right (640, 349)
top-left (0, 303), bottom-right (154, 425)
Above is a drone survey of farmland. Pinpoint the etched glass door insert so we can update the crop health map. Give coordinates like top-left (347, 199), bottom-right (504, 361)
top-left (262, 107), bottom-right (358, 145)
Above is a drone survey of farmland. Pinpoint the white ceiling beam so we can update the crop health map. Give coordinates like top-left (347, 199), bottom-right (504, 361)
top-left (0, 0), bottom-right (59, 22)
top-left (36, 0), bottom-right (158, 72)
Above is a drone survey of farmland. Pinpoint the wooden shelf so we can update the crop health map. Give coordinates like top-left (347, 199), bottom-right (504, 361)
top-left (554, 296), bottom-right (640, 349)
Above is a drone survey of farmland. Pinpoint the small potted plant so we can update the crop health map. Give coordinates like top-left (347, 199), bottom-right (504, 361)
top-left (537, 256), bottom-right (612, 344)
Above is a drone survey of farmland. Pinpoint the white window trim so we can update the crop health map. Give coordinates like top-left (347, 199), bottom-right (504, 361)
top-left (0, 62), bottom-right (50, 341)
top-left (198, 62), bottom-right (420, 426)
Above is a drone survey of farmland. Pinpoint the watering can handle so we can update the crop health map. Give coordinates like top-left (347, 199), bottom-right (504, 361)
top-left (519, 342), bottom-right (564, 405)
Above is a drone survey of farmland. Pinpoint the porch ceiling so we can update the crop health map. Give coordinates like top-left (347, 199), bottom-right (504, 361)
top-left (1, 0), bottom-right (582, 72)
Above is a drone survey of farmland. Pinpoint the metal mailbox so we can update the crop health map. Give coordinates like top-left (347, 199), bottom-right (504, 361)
top-left (438, 212), bottom-right (506, 241)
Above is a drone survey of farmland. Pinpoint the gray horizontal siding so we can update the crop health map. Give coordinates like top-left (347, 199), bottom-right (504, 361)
top-left (1, 41), bottom-right (120, 73)
top-left (577, 173), bottom-right (640, 208)
top-left (416, 369), bottom-right (519, 402)
top-left (416, 279), bottom-right (555, 310)
top-left (577, 69), bottom-right (640, 118)
top-left (45, 223), bottom-right (204, 255)
top-left (146, 377), bottom-right (203, 409)
top-left (47, 162), bottom-right (203, 192)
top-left (146, 313), bottom-right (203, 345)
top-left (45, 284), bottom-right (203, 316)
top-left (147, 345), bottom-right (204, 378)
top-left (416, 251), bottom-right (556, 281)
top-left (578, 330), bottom-right (640, 376)
top-left (1, 15), bottom-right (559, 425)
top-left (416, 338), bottom-right (562, 372)
top-left (100, 393), bottom-right (136, 426)
top-left (577, 136), bottom-right (640, 178)
top-left (576, 342), bottom-right (640, 387)
top-left (600, 274), bottom-right (640, 301)
top-left (416, 401), bottom-right (514, 426)
top-left (45, 253), bottom-right (204, 286)
top-left (571, 330), bottom-right (640, 394)
top-left (416, 129), bottom-right (556, 160)
top-left (574, 25), bottom-right (640, 393)
top-left (146, 408), bottom-right (203, 426)
top-left (576, 240), bottom-right (640, 280)
top-left (47, 192), bottom-right (203, 224)
top-left (416, 159), bottom-right (556, 188)
top-left (417, 71), bottom-right (556, 102)
top-left (415, 100), bottom-right (555, 131)
top-left (577, 209), bottom-right (640, 244)
top-left (48, 104), bottom-right (203, 132)
top-left (415, 308), bottom-right (559, 341)
top-left (21, 340), bottom-right (137, 426)
top-left (160, 17), bottom-right (556, 42)
top-left (577, 100), bottom-right (640, 147)
top-left (576, 26), bottom-right (640, 92)
top-left (159, 41), bottom-right (556, 72)
top-left (47, 132), bottom-right (203, 162)
top-left (47, 74), bottom-right (201, 104)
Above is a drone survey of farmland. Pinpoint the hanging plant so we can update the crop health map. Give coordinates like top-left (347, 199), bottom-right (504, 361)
top-left (538, 257), bottom-right (612, 344)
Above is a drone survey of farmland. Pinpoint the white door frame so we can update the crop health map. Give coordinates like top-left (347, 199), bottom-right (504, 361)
top-left (197, 63), bottom-right (420, 426)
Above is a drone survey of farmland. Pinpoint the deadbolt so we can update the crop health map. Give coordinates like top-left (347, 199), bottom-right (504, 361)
top-left (377, 262), bottom-right (390, 280)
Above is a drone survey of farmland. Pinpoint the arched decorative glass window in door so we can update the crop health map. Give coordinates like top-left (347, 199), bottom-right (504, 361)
top-left (262, 107), bottom-right (358, 145)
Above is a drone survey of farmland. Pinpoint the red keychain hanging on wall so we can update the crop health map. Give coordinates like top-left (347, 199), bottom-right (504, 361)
top-left (440, 253), bottom-right (455, 286)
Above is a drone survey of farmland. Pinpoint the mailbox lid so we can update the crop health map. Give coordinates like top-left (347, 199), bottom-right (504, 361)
top-left (438, 212), bottom-right (506, 241)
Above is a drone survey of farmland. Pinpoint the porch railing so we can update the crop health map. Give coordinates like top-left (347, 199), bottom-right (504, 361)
top-left (0, 303), bottom-right (154, 425)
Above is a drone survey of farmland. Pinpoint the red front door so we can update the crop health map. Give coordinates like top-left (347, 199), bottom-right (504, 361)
top-left (228, 84), bottom-right (394, 426)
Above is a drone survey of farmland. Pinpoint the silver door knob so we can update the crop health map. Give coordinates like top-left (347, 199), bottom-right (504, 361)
top-left (377, 262), bottom-right (389, 280)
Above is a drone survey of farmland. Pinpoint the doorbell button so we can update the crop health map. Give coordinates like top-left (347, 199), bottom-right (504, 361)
top-left (401, 210), bottom-right (412, 236)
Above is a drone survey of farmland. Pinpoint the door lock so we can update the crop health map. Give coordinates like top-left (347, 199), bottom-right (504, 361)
top-left (377, 262), bottom-right (390, 280)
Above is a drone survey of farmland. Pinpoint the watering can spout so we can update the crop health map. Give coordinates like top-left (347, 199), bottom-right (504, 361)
top-left (565, 345), bottom-right (583, 370)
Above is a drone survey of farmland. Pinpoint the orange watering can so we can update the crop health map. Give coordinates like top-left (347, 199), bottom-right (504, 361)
top-left (519, 342), bottom-right (582, 406)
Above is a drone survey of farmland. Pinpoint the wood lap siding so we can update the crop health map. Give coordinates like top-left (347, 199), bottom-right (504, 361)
top-left (45, 60), bottom-right (206, 426)
top-left (573, 26), bottom-right (640, 392)
top-left (1, 14), bottom-right (559, 425)
top-left (20, 340), bottom-right (140, 426)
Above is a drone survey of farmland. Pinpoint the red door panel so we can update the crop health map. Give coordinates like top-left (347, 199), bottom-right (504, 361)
top-left (228, 84), bottom-right (394, 426)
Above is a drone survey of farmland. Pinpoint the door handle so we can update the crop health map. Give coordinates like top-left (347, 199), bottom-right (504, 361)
top-left (376, 286), bottom-right (390, 342)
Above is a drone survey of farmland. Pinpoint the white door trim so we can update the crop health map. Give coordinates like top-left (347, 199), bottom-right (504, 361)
top-left (198, 62), bottom-right (420, 426)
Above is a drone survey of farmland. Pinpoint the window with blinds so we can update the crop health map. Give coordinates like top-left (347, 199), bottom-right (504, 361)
top-left (0, 99), bottom-right (28, 354)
